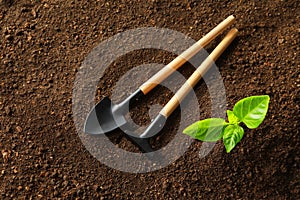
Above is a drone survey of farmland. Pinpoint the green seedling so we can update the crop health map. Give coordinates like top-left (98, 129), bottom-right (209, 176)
top-left (183, 95), bottom-right (270, 153)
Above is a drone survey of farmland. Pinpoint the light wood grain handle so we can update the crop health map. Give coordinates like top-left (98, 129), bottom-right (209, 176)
top-left (160, 28), bottom-right (238, 118)
top-left (139, 15), bottom-right (235, 94)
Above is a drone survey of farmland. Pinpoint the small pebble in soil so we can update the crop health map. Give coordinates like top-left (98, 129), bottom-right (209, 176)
top-left (16, 126), bottom-right (22, 133)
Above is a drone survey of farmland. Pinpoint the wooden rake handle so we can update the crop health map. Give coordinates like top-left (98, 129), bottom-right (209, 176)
top-left (139, 15), bottom-right (235, 94)
top-left (160, 28), bottom-right (239, 118)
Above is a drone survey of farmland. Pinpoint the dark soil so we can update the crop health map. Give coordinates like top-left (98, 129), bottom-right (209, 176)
top-left (0, 0), bottom-right (299, 199)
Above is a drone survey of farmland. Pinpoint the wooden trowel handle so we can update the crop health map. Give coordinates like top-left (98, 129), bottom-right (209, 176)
top-left (139, 15), bottom-right (235, 95)
top-left (160, 28), bottom-right (238, 118)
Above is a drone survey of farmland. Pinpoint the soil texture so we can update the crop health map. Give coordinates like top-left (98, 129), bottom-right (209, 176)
top-left (0, 0), bottom-right (299, 199)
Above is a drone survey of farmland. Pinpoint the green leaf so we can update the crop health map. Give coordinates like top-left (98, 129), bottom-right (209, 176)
top-left (183, 118), bottom-right (226, 142)
top-left (233, 95), bottom-right (270, 129)
top-left (223, 125), bottom-right (244, 153)
top-left (227, 110), bottom-right (239, 124)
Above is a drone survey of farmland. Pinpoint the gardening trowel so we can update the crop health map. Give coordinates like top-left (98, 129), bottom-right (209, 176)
top-left (84, 15), bottom-right (235, 135)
